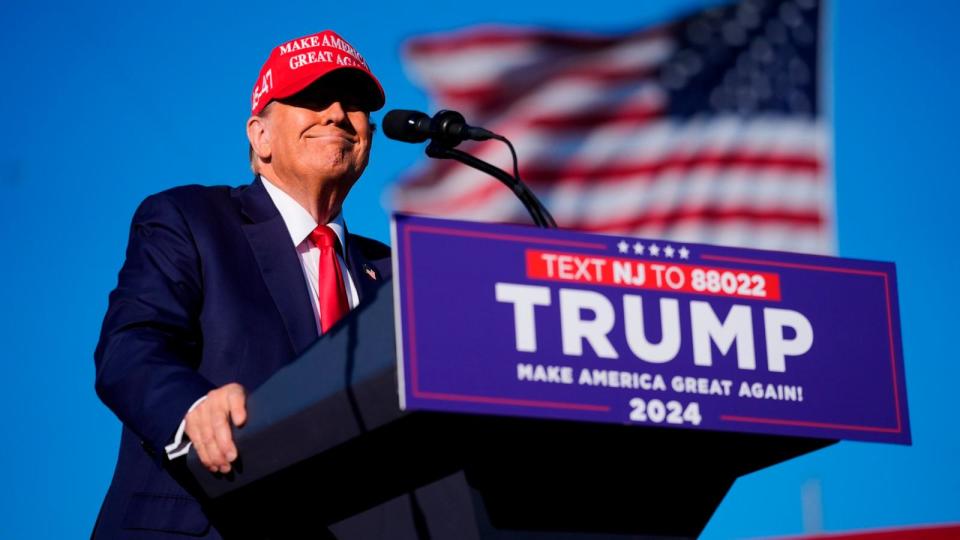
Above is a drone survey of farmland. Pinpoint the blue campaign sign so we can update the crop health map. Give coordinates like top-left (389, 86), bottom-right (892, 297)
top-left (391, 214), bottom-right (910, 444)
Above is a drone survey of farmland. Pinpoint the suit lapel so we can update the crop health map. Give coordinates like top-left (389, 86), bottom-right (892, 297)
top-left (235, 178), bottom-right (318, 354)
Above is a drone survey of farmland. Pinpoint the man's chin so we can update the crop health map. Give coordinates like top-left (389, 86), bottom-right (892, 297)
top-left (306, 162), bottom-right (362, 187)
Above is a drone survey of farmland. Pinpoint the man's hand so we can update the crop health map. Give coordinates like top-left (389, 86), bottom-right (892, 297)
top-left (185, 383), bottom-right (247, 473)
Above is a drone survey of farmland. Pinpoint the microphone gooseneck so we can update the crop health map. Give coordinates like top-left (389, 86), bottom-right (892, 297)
top-left (383, 108), bottom-right (556, 229)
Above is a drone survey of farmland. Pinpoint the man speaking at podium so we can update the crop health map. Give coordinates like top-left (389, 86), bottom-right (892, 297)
top-left (92, 30), bottom-right (391, 538)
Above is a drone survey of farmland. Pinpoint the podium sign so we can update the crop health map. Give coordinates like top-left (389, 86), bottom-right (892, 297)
top-left (392, 215), bottom-right (910, 444)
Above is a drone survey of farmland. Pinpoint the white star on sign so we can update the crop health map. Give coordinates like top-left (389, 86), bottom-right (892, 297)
top-left (679, 246), bottom-right (690, 260)
top-left (664, 245), bottom-right (675, 258)
top-left (617, 240), bottom-right (629, 253)
top-left (633, 241), bottom-right (645, 255)
top-left (649, 243), bottom-right (660, 257)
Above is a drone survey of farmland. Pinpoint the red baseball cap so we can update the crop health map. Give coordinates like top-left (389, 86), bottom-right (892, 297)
top-left (250, 30), bottom-right (385, 115)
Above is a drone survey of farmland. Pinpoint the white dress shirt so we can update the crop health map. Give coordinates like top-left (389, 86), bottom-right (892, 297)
top-left (260, 175), bottom-right (360, 325)
top-left (165, 175), bottom-right (359, 459)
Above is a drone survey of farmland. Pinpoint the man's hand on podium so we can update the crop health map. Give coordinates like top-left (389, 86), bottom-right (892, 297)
top-left (185, 383), bottom-right (247, 474)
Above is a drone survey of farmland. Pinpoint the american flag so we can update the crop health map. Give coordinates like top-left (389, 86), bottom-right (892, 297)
top-left (390, 0), bottom-right (832, 254)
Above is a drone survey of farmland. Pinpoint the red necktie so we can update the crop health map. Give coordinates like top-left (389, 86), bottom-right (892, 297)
top-left (309, 225), bottom-right (349, 334)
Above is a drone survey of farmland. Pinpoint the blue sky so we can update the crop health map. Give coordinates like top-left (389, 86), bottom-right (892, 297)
top-left (1, 0), bottom-right (957, 538)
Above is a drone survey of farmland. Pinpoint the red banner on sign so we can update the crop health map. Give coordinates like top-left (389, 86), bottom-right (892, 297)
top-left (525, 249), bottom-right (782, 301)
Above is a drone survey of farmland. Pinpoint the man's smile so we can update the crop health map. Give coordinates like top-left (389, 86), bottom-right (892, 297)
top-left (303, 131), bottom-right (356, 144)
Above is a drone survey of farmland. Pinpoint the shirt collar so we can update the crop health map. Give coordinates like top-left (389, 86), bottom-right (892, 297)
top-left (259, 175), bottom-right (348, 250)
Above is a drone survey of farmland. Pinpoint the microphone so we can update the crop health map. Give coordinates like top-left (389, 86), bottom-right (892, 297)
top-left (383, 109), bottom-right (496, 147)
top-left (383, 108), bottom-right (558, 228)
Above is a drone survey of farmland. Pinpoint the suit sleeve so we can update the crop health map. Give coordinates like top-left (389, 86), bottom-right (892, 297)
top-left (94, 192), bottom-right (216, 457)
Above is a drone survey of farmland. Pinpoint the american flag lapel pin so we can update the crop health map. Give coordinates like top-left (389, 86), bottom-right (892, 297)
top-left (363, 264), bottom-right (377, 280)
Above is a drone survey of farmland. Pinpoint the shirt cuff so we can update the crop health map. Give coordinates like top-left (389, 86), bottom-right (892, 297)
top-left (164, 395), bottom-right (208, 459)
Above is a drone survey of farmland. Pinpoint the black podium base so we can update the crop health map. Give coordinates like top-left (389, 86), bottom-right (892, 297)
top-left (180, 279), bottom-right (834, 539)
top-left (192, 411), bottom-right (831, 539)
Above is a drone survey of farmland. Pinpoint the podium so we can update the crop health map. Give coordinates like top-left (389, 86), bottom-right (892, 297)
top-left (180, 215), bottom-right (908, 539)
top-left (181, 277), bottom-right (832, 539)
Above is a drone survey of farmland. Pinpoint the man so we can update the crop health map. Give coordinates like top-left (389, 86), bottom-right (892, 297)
top-left (92, 30), bottom-right (391, 538)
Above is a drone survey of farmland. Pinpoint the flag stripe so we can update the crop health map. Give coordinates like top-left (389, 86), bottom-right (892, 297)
top-left (406, 26), bottom-right (669, 55)
top-left (522, 153), bottom-right (823, 183)
top-left (399, 167), bottom-right (825, 220)
top-left (568, 207), bottom-right (825, 231)
top-left (524, 102), bottom-right (664, 129)
top-left (399, 115), bottom-right (825, 191)
top-left (397, 149), bottom-right (823, 207)
top-left (409, 41), bottom-right (671, 93)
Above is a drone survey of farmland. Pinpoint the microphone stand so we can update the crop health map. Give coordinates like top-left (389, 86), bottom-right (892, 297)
top-left (425, 142), bottom-right (557, 229)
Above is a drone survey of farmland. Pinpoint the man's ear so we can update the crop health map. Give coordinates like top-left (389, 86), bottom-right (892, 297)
top-left (246, 115), bottom-right (271, 162)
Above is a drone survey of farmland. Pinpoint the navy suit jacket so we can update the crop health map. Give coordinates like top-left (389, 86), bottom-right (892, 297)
top-left (92, 178), bottom-right (391, 538)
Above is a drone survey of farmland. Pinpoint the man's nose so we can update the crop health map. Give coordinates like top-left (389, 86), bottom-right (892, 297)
top-left (321, 100), bottom-right (348, 123)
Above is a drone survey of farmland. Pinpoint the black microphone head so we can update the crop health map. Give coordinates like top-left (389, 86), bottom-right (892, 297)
top-left (383, 109), bottom-right (432, 143)
top-left (430, 109), bottom-right (469, 146)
